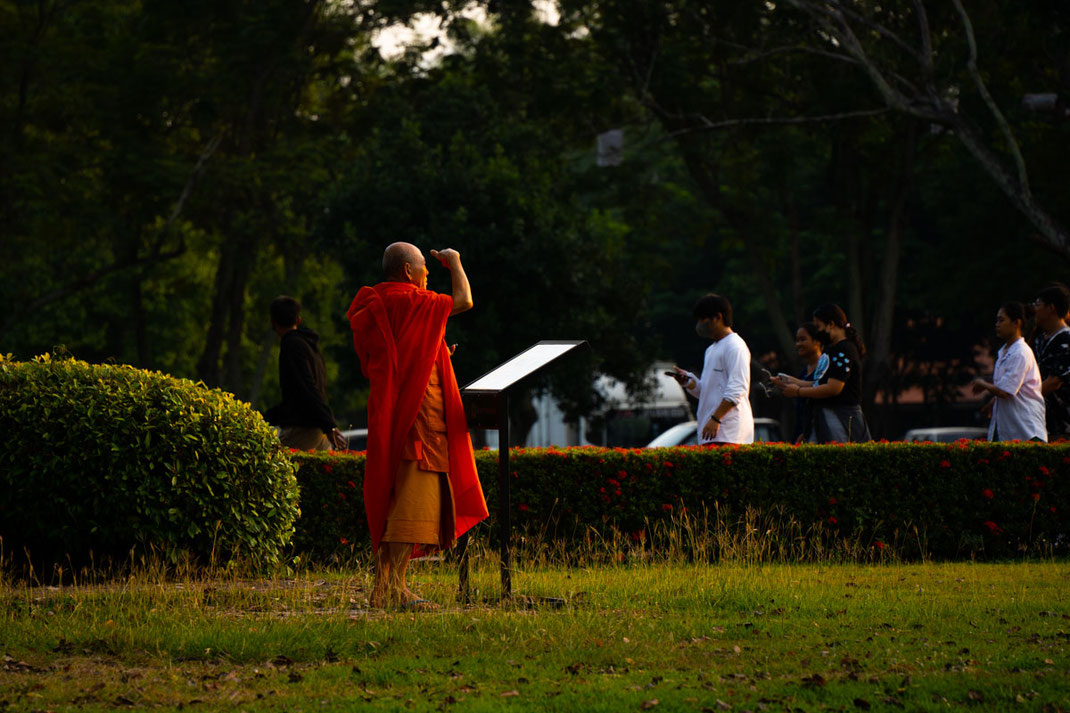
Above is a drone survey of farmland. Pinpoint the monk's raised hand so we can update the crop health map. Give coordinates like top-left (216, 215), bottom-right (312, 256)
top-left (430, 248), bottom-right (460, 268)
top-left (449, 343), bottom-right (458, 355)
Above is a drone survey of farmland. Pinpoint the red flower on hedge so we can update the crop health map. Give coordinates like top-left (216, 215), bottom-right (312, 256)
top-left (348, 480), bottom-right (356, 489)
top-left (664, 461), bottom-right (674, 468)
top-left (662, 503), bottom-right (673, 512)
top-left (323, 464), bottom-right (333, 473)
top-left (827, 516), bottom-right (837, 525)
top-left (617, 469), bottom-right (628, 479)
top-left (1032, 492), bottom-right (1040, 502)
top-left (828, 497), bottom-right (837, 505)
top-left (939, 460), bottom-right (951, 469)
top-left (339, 537), bottom-right (349, 545)
top-left (874, 540), bottom-right (885, 550)
top-left (1038, 465), bottom-right (1050, 476)
top-left (978, 458), bottom-right (989, 465)
top-left (983, 520), bottom-right (1003, 534)
top-left (519, 503), bottom-right (529, 511)
top-left (981, 488), bottom-right (994, 499)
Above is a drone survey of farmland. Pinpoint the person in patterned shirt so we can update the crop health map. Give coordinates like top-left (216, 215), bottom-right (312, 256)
top-left (1032, 283), bottom-right (1070, 440)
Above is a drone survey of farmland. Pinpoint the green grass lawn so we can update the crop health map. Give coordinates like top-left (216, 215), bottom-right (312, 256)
top-left (1, 559), bottom-right (1067, 712)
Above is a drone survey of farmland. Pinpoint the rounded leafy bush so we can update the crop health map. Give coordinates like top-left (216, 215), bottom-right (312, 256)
top-left (0, 354), bottom-right (299, 568)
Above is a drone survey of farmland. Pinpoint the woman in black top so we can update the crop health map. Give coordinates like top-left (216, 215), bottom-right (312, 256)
top-left (773, 304), bottom-right (872, 443)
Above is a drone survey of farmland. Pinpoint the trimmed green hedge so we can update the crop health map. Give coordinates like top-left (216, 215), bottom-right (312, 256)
top-left (0, 354), bottom-right (300, 568)
top-left (292, 441), bottom-right (1069, 561)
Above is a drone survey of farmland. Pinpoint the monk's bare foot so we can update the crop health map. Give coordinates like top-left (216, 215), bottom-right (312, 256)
top-left (369, 584), bottom-right (391, 608)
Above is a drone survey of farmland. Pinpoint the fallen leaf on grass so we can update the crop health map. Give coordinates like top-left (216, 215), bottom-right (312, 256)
top-left (801, 673), bottom-right (826, 688)
top-left (967, 690), bottom-right (984, 704)
top-left (853, 699), bottom-right (871, 710)
top-left (640, 700), bottom-right (659, 709)
top-left (500, 690), bottom-right (519, 697)
top-left (715, 700), bottom-right (732, 710)
top-left (288, 672), bottom-right (304, 683)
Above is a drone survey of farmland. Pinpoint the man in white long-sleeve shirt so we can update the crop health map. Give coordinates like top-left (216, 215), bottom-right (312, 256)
top-left (671, 294), bottom-right (754, 444)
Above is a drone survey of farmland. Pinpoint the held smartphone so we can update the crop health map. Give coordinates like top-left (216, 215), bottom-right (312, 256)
top-left (665, 370), bottom-right (688, 384)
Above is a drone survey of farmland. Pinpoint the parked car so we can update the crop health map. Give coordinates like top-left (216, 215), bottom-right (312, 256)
top-left (340, 428), bottom-right (368, 451)
top-left (644, 418), bottom-right (782, 447)
top-left (902, 426), bottom-right (987, 443)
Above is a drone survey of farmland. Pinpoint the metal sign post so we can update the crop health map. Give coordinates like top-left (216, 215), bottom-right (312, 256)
top-left (458, 340), bottom-right (587, 602)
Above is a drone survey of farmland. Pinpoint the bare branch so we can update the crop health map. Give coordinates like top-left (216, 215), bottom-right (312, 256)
top-left (726, 44), bottom-right (860, 66)
top-left (825, 1), bottom-right (924, 65)
top-left (951, 0), bottom-right (1030, 197)
top-left (664, 108), bottom-right (892, 138)
top-left (912, 0), bottom-right (934, 79)
top-left (788, 0), bottom-right (947, 123)
top-left (165, 131), bottom-right (224, 232)
top-left (792, 0), bottom-right (922, 65)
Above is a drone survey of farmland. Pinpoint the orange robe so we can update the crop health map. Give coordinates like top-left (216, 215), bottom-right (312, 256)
top-left (346, 281), bottom-right (488, 553)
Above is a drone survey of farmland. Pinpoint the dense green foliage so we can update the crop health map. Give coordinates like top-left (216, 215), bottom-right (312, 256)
top-left (0, 355), bottom-right (300, 567)
top-left (4, 1), bottom-right (1070, 439)
top-left (291, 442), bottom-right (1069, 561)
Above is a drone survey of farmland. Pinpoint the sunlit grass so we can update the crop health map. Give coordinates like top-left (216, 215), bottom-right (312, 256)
top-left (1, 519), bottom-right (1067, 712)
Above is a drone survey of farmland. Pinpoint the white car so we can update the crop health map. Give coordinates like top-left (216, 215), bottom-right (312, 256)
top-left (339, 428), bottom-right (368, 451)
top-left (902, 427), bottom-right (987, 443)
top-left (645, 418), bottom-right (782, 447)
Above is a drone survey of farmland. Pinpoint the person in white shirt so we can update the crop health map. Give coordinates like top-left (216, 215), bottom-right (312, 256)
top-left (670, 294), bottom-right (754, 444)
top-left (971, 301), bottom-right (1047, 442)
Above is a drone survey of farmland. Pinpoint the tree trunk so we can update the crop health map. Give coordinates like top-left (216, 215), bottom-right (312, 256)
top-left (741, 235), bottom-right (798, 366)
top-left (196, 238), bottom-right (237, 387)
top-left (248, 328), bottom-right (276, 409)
top-left (222, 235), bottom-right (259, 397)
top-left (866, 123), bottom-right (918, 410)
top-left (784, 190), bottom-right (805, 327)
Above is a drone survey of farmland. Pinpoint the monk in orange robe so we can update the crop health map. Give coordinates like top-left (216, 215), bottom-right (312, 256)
top-left (347, 243), bottom-right (488, 608)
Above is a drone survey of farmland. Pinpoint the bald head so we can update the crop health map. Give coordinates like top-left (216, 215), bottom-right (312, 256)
top-left (382, 242), bottom-right (429, 288)
top-left (383, 242), bottom-right (421, 280)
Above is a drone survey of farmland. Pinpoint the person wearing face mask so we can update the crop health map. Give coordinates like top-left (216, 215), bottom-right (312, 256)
top-left (670, 294), bottom-right (754, 444)
top-left (772, 304), bottom-right (871, 443)
top-left (347, 242), bottom-right (488, 608)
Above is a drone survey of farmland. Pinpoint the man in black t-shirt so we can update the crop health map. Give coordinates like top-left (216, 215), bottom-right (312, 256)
top-left (1032, 284), bottom-right (1070, 440)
